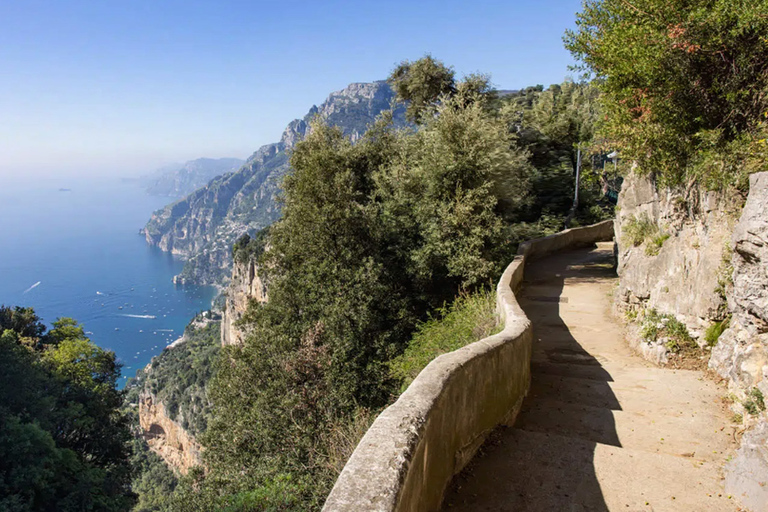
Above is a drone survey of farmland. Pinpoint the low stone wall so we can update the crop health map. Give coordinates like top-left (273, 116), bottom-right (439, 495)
top-left (322, 220), bottom-right (615, 512)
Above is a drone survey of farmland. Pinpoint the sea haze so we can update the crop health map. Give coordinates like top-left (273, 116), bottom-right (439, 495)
top-left (0, 175), bottom-right (217, 386)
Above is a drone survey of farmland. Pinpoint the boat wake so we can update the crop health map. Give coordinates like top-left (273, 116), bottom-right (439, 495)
top-left (119, 314), bottom-right (156, 319)
top-left (23, 281), bottom-right (41, 294)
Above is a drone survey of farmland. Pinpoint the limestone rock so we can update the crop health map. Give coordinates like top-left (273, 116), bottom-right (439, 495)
top-left (221, 257), bottom-right (267, 346)
top-left (707, 172), bottom-right (768, 511)
top-left (725, 419), bottom-right (768, 512)
top-left (614, 172), bottom-right (737, 354)
top-left (139, 391), bottom-right (203, 475)
top-left (730, 172), bottom-right (768, 330)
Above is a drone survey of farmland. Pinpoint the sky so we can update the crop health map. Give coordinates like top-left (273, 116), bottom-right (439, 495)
top-left (0, 0), bottom-right (584, 178)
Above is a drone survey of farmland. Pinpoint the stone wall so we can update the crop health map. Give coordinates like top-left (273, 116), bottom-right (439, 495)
top-left (322, 220), bottom-right (614, 512)
top-left (709, 172), bottom-right (768, 511)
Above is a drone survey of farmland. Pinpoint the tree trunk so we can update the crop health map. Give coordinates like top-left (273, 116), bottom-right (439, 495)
top-left (564, 147), bottom-right (582, 229)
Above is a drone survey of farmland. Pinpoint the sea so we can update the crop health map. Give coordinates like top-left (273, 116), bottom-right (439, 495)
top-left (0, 175), bottom-right (217, 386)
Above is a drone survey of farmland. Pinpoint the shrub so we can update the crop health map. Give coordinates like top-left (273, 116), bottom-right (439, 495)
top-left (641, 309), bottom-right (695, 352)
top-left (622, 215), bottom-right (670, 256)
top-left (623, 214), bottom-right (659, 247)
top-left (389, 289), bottom-right (500, 392)
top-left (565, 0), bottom-right (768, 187)
top-left (704, 317), bottom-right (730, 347)
top-left (743, 388), bottom-right (766, 416)
top-left (645, 233), bottom-right (671, 256)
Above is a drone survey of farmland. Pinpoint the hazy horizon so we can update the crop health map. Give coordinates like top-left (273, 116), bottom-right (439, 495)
top-left (1, 0), bottom-right (584, 179)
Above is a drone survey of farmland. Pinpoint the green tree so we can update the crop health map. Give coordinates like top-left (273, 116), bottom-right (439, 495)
top-left (188, 62), bottom-right (534, 509)
top-left (388, 55), bottom-right (457, 122)
top-left (0, 306), bottom-right (134, 511)
top-left (565, 0), bottom-right (768, 186)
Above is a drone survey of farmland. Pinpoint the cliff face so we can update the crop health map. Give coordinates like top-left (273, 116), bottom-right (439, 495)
top-left (614, 173), bottom-right (738, 363)
top-left (709, 172), bottom-right (768, 511)
top-left (139, 391), bottom-right (203, 475)
top-left (221, 257), bottom-right (268, 346)
top-left (143, 81), bottom-right (406, 286)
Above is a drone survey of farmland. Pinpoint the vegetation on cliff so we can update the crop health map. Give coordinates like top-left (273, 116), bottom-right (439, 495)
top-left (125, 319), bottom-right (221, 438)
top-left (121, 316), bottom-right (222, 511)
top-left (0, 306), bottom-right (134, 511)
top-left (168, 57), bottom-right (614, 510)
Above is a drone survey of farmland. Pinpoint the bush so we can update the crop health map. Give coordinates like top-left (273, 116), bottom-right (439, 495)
top-left (622, 215), bottom-right (670, 256)
top-left (704, 317), bottom-right (730, 347)
top-left (743, 388), bottom-right (766, 416)
top-left (565, 0), bottom-right (768, 187)
top-left (641, 309), bottom-right (695, 352)
top-left (390, 289), bottom-right (500, 392)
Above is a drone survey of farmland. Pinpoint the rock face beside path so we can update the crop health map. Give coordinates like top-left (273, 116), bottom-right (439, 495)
top-left (710, 172), bottom-right (768, 511)
top-left (614, 173), bottom-right (738, 363)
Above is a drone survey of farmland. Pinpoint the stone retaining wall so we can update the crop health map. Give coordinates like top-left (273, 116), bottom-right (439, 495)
top-left (322, 220), bottom-right (615, 512)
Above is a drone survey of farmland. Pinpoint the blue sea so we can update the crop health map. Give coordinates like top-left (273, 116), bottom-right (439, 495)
top-left (0, 176), bottom-right (217, 386)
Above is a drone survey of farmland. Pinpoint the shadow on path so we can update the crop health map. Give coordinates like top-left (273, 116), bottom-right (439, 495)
top-left (442, 245), bottom-right (619, 511)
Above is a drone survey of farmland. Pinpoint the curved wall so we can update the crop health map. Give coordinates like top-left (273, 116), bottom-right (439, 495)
top-left (323, 220), bottom-right (615, 512)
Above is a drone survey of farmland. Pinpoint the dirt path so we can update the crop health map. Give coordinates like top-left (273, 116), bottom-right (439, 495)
top-left (442, 243), bottom-right (741, 512)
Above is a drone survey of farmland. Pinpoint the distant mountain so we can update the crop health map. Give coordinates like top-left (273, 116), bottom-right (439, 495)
top-left (142, 81), bottom-right (407, 286)
top-left (142, 158), bottom-right (245, 197)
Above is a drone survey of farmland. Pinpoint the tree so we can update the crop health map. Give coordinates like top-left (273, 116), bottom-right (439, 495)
top-left (565, 0), bottom-right (768, 186)
top-left (388, 55), bottom-right (456, 122)
top-left (0, 306), bottom-right (134, 511)
top-left (190, 63), bottom-right (533, 509)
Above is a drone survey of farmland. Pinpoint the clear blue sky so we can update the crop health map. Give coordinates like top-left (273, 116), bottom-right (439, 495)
top-left (0, 0), bottom-right (584, 177)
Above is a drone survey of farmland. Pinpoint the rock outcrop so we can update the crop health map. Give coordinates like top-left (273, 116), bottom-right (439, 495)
top-left (143, 81), bottom-right (407, 286)
top-left (139, 391), bottom-right (203, 475)
top-left (614, 172), bottom-right (739, 363)
top-left (709, 172), bottom-right (768, 511)
top-left (221, 257), bottom-right (268, 346)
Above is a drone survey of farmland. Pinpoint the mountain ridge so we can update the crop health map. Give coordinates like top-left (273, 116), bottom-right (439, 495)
top-left (142, 80), bottom-right (407, 286)
top-left (142, 157), bottom-right (245, 197)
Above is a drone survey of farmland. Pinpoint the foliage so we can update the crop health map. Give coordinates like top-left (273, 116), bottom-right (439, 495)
top-left (125, 319), bottom-right (221, 438)
top-left (389, 55), bottom-right (457, 122)
top-left (622, 214), bottom-right (669, 255)
top-left (743, 388), bottom-right (766, 416)
top-left (390, 289), bottom-right (501, 392)
top-left (184, 58), bottom-right (619, 510)
top-left (645, 233), bottom-right (670, 256)
top-left (129, 436), bottom-right (178, 512)
top-left (704, 317), bottom-right (730, 347)
top-left (499, 81), bottom-right (615, 227)
top-left (232, 228), bottom-right (271, 265)
top-left (0, 305), bottom-right (134, 511)
top-left (640, 308), bottom-right (695, 352)
top-left (565, 0), bottom-right (768, 187)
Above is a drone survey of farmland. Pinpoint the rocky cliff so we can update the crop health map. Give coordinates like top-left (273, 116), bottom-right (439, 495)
top-left (143, 81), bottom-right (406, 286)
top-left (221, 256), bottom-right (268, 346)
top-left (143, 158), bottom-right (245, 197)
top-left (125, 319), bottom-right (220, 475)
top-left (139, 391), bottom-right (203, 475)
top-left (614, 172), bottom-right (740, 363)
top-left (709, 172), bottom-right (768, 511)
